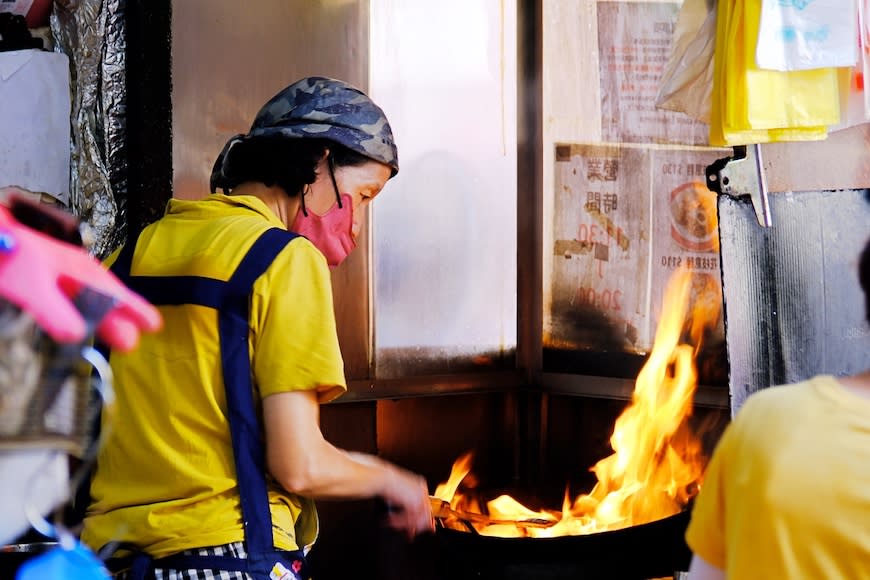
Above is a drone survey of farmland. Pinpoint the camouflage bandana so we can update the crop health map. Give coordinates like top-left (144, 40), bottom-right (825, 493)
top-left (211, 77), bottom-right (398, 193)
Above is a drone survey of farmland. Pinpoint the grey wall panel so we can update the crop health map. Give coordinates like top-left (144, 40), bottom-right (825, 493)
top-left (719, 189), bottom-right (870, 415)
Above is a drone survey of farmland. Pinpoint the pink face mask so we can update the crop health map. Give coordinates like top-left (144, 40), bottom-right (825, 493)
top-left (291, 193), bottom-right (356, 267)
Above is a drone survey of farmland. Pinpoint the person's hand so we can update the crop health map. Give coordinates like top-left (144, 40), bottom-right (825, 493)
top-left (381, 463), bottom-right (436, 540)
top-left (0, 204), bottom-right (162, 350)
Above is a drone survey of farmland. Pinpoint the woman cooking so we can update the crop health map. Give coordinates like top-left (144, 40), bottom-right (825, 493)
top-left (81, 76), bottom-right (434, 580)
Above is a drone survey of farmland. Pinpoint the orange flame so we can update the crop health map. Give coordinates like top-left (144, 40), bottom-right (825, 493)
top-left (433, 268), bottom-right (718, 537)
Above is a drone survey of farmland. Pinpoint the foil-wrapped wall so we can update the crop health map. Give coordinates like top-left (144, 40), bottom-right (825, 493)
top-left (51, 0), bottom-right (126, 258)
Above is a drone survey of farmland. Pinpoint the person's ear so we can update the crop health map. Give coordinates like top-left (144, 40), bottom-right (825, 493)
top-left (314, 149), bottom-right (331, 176)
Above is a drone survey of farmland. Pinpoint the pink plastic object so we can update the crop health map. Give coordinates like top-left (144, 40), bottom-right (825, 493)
top-left (0, 204), bottom-right (161, 350)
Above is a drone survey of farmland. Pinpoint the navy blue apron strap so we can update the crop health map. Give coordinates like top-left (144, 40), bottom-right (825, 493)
top-left (218, 228), bottom-right (298, 554)
top-left (103, 227), bottom-right (300, 563)
top-left (111, 229), bottom-right (298, 310)
top-left (226, 229), bottom-right (300, 295)
top-left (95, 237), bottom-right (140, 360)
top-left (123, 275), bottom-right (228, 309)
top-left (109, 234), bottom-right (137, 284)
top-left (104, 550), bottom-right (156, 580)
top-left (129, 553), bottom-right (155, 580)
top-left (110, 236), bottom-right (228, 309)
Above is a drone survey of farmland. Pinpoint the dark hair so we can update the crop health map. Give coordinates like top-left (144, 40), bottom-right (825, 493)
top-left (860, 236), bottom-right (870, 325)
top-left (217, 137), bottom-right (371, 196)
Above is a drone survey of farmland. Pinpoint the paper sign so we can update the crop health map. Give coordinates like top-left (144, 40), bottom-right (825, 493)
top-left (548, 144), bottom-right (727, 355)
top-left (756, 0), bottom-right (859, 71)
top-left (597, 2), bottom-right (710, 146)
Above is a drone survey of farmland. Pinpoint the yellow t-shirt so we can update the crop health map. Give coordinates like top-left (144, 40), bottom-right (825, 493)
top-left (686, 375), bottom-right (870, 579)
top-left (81, 194), bottom-right (347, 558)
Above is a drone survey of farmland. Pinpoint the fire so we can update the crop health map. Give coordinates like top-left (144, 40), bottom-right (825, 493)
top-left (433, 268), bottom-right (718, 537)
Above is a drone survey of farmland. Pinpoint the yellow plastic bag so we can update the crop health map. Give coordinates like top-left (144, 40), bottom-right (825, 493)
top-left (710, 0), bottom-right (842, 145)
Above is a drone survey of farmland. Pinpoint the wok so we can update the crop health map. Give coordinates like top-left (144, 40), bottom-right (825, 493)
top-left (432, 509), bottom-right (692, 580)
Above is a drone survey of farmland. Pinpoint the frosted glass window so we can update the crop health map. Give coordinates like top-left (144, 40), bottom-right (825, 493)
top-left (369, 0), bottom-right (518, 379)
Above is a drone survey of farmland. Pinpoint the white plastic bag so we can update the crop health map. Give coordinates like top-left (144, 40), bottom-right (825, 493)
top-left (756, 0), bottom-right (858, 71)
top-left (655, 0), bottom-right (717, 123)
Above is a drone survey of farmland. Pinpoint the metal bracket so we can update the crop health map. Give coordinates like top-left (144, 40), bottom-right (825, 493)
top-left (705, 144), bottom-right (772, 227)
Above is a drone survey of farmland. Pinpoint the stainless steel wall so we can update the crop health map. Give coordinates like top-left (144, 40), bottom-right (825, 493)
top-left (170, 0), bottom-right (371, 378)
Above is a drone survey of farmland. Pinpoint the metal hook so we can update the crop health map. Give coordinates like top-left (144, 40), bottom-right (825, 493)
top-left (705, 144), bottom-right (772, 227)
top-left (81, 346), bottom-right (114, 408)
